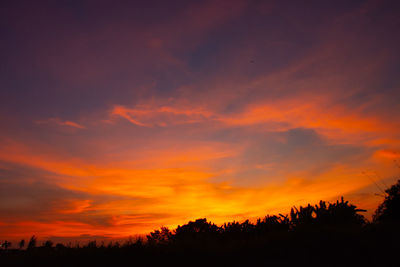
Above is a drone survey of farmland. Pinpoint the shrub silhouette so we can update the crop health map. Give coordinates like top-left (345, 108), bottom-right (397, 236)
top-left (1, 240), bottom-right (11, 250)
top-left (373, 179), bottom-right (400, 224)
top-left (18, 239), bottom-right (25, 250)
top-left (42, 240), bottom-right (54, 248)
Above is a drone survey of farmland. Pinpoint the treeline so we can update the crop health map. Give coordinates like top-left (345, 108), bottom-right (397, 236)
top-left (147, 197), bottom-right (366, 246)
top-left (1, 180), bottom-right (399, 266)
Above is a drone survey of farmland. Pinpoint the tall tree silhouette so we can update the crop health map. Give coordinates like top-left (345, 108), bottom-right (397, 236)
top-left (27, 235), bottom-right (37, 250)
top-left (373, 179), bottom-right (400, 223)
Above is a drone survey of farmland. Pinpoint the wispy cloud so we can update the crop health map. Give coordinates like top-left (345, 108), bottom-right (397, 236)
top-left (36, 118), bottom-right (86, 129)
top-left (110, 105), bottom-right (213, 127)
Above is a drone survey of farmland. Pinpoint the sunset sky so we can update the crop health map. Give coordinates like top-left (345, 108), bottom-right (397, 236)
top-left (1, 0), bottom-right (400, 242)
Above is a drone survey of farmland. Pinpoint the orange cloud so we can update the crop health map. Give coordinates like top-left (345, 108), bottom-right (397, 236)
top-left (36, 118), bottom-right (85, 129)
top-left (109, 96), bottom-right (398, 148)
top-left (110, 105), bottom-right (213, 127)
top-left (373, 150), bottom-right (400, 160)
top-left (218, 99), bottom-right (396, 142)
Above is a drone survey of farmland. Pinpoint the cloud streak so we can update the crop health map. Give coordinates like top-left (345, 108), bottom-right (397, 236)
top-left (36, 118), bottom-right (86, 129)
top-left (110, 105), bottom-right (214, 127)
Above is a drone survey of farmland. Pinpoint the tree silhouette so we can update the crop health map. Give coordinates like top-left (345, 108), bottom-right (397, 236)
top-left (18, 239), bottom-right (25, 250)
top-left (147, 226), bottom-right (172, 245)
top-left (315, 198), bottom-right (366, 227)
top-left (43, 240), bottom-right (54, 248)
top-left (373, 179), bottom-right (400, 223)
top-left (289, 198), bottom-right (365, 231)
top-left (27, 235), bottom-right (37, 250)
top-left (173, 218), bottom-right (220, 242)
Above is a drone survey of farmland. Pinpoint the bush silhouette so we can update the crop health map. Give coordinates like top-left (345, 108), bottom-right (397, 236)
top-left (18, 239), bottom-right (25, 250)
top-left (43, 240), bottom-right (54, 248)
top-left (373, 179), bottom-right (400, 224)
top-left (1, 240), bottom-right (11, 250)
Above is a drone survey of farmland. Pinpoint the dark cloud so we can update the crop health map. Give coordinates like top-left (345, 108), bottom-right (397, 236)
top-left (0, 180), bottom-right (87, 222)
top-left (211, 127), bottom-right (374, 185)
top-left (245, 128), bottom-right (371, 168)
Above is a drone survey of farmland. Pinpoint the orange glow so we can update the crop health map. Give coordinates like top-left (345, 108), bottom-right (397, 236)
top-left (1, 96), bottom-right (400, 241)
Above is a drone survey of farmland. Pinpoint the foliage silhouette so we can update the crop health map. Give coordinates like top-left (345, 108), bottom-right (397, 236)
top-left (290, 198), bottom-right (366, 231)
top-left (42, 240), bottom-right (54, 248)
top-left (147, 226), bottom-right (173, 245)
top-left (27, 235), bottom-right (37, 250)
top-left (18, 239), bottom-right (25, 250)
top-left (173, 218), bottom-right (220, 243)
top-left (373, 179), bottom-right (400, 224)
top-left (1, 240), bottom-right (11, 250)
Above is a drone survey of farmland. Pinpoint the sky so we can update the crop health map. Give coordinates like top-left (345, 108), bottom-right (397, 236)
top-left (1, 0), bottom-right (400, 242)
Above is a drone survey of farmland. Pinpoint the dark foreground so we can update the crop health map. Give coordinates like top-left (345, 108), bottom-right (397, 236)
top-left (0, 226), bottom-right (399, 267)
